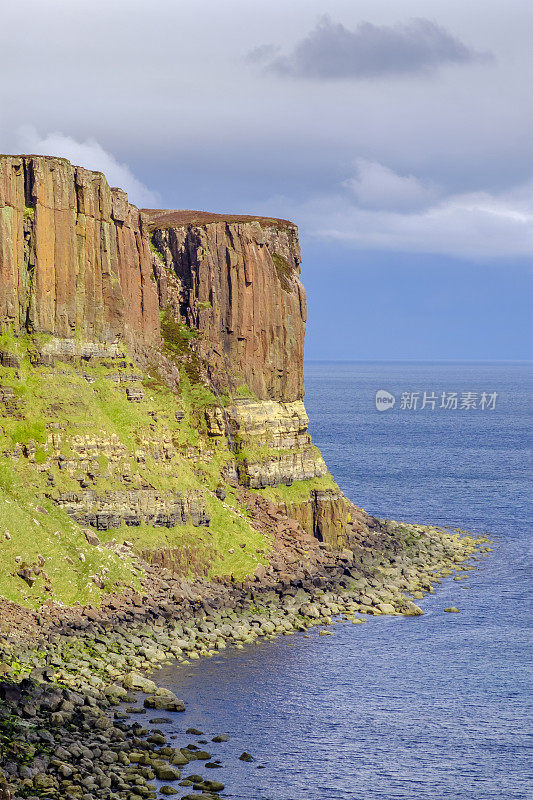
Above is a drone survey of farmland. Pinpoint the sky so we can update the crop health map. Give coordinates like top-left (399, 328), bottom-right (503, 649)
top-left (0, 0), bottom-right (531, 360)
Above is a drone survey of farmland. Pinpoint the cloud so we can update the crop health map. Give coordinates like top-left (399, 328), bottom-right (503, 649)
top-left (250, 16), bottom-right (490, 79)
top-left (13, 126), bottom-right (160, 208)
top-left (244, 44), bottom-right (281, 65)
top-left (343, 159), bottom-right (440, 211)
top-left (262, 163), bottom-right (533, 259)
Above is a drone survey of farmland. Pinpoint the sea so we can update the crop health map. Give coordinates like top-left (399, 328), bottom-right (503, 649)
top-left (151, 362), bottom-right (532, 800)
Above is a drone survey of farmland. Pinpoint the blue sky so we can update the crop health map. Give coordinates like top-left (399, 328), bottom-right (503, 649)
top-left (302, 244), bottom-right (532, 361)
top-left (1, 0), bottom-right (531, 361)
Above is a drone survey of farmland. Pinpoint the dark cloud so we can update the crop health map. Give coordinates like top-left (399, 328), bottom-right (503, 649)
top-left (251, 16), bottom-right (489, 79)
top-left (244, 44), bottom-right (280, 65)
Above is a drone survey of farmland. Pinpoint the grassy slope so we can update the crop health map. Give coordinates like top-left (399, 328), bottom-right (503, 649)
top-left (0, 334), bottom-right (272, 607)
top-left (0, 330), bottom-right (337, 609)
top-left (0, 460), bottom-right (140, 608)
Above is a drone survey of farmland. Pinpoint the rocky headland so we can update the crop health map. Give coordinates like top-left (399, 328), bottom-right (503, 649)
top-left (0, 155), bottom-right (492, 800)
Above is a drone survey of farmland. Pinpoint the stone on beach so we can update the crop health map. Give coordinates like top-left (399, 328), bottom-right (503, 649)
top-left (144, 688), bottom-right (185, 711)
top-left (123, 672), bottom-right (158, 693)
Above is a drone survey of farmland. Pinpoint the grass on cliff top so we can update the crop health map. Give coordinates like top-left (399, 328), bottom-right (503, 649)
top-left (142, 209), bottom-right (296, 232)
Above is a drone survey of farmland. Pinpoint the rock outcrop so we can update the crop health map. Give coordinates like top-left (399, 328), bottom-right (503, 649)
top-left (0, 157), bottom-right (305, 403)
top-left (0, 155), bottom-right (159, 351)
top-left (55, 488), bottom-right (210, 530)
top-left (275, 488), bottom-right (353, 546)
top-left (145, 209), bottom-right (319, 496)
top-left (227, 399), bottom-right (327, 488)
top-left (147, 210), bottom-right (306, 401)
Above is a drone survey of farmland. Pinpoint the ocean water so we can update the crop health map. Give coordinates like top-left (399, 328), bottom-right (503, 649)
top-left (152, 362), bottom-right (532, 800)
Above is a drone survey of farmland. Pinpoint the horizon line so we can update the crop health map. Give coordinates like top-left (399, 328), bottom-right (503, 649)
top-left (304, 358), bottom-right (533, 364)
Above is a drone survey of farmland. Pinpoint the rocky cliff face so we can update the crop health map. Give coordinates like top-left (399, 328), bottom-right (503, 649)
top-left (227, 399), bottom-right (327, 488)
top-left (145, 209), bottom-right (324, 497)
top-left (0, 157), bottom-right (305, 401)
top-left (146, 210), bottom-right (306, 401)
top-left (0, 155), bottom-right (354, 606)
top-left (0, 155), bottom-right (159, 352)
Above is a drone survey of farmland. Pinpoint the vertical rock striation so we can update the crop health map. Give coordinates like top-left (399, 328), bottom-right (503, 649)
top-left (0, 155), bottom-right (159, 351)
top-left (146, 210), bottom-right (306, 401)
top-left (145, 209), bottom-right (327, 493)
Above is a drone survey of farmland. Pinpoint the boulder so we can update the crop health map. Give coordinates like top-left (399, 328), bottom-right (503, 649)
top-left (144, 689), bottom-right (185, 712)
top-left (154, 765), bottom-right (181, 781)
top-left (84, 528), bottom-right (100, 547)
top-left (123, 672), bottom-right (158, 694)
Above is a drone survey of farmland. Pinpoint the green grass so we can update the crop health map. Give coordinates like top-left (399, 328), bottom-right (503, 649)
top-left (0, 461), bottom-right (140, 609)
top-left (254, 473), bottom-right (339, 504)
top-left (0, 331), bottom-right (274, 605)
top-left (96, 488), bottom-right (270, 582)
top-left (0, 325), bottom-right (338, 605)
top-left (159, 307), bottom-right (206, 383)
top-left (0, 330), bottom-right (50, 354)
top-left (271, 253), bottom-right (293, 292)
top-left (9, 419), bottom-right (47, 445)
top-left (233, 384), bottom-right (256, 399)
top-left (149, 235), bottom-right (165, 263)
top-left (202, 488), bottom-right (270, 579)
top-left (160, 308), bottom-right (198, 356)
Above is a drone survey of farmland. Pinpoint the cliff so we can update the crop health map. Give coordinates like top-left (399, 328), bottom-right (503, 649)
top-left (146, 209), bottom-right (305, 401)
top-left (0, 155), bottom-right (159, 353)
top-left (0, 155), bottom-right (305, 400)
top-left (0, 155), bottom-right (353, 609)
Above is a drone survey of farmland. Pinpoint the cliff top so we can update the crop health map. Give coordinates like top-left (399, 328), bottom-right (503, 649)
top-left (1, 153), bottom-right (72, 162)
top-left (1, 155), bottom-right (296, 230)
top-left (142, 208), bottom-right (296, 231)
top-left (0, 153), bottom-right (107, 179)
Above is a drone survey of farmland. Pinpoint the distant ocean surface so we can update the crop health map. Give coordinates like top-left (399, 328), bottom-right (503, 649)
top-left (154, 362), bottom-right (532, 800)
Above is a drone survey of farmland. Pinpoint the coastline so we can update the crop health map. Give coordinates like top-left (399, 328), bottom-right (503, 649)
top-left (0, 516), bottom-right (492, 800)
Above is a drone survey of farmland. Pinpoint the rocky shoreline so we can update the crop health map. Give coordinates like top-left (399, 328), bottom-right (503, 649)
top-left (0, 519), bottom-right (492, 800)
